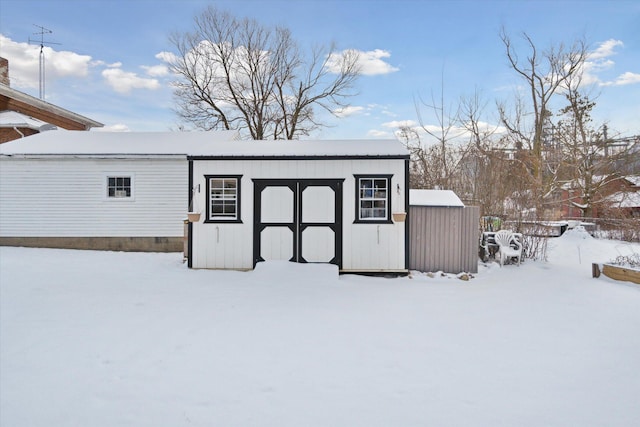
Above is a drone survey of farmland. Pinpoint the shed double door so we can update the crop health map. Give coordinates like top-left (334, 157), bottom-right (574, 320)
top-left (253, 179), bottom-right (343, 268)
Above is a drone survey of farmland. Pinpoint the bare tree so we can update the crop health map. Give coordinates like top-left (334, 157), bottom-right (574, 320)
top-left (168, 6), bottom-right (360, 139)
top-left (555, 86), bottom-right (638, 218)
top-left (498, 30), bottom-right (588, 217)
top-left (457, 91), bottom-right (517, 214)
top-left (412, 79), bottom-right (465, 190)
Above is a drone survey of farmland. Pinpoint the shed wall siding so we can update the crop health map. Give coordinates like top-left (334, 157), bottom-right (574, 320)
top-left (190, 159), bottom-right (407, 271)
top-left (0, 158), bottom-right (187, 237)
top-left (409, 205), bottom-right (479, 274)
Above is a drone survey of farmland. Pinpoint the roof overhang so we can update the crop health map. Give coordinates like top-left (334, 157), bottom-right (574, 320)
top-left (0, 84), bottom-right (103, 129)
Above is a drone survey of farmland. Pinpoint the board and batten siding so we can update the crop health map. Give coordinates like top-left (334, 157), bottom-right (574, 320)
top-left (0, 157), bottom-right (187, 238)
top-left (189, 158), bottom-right (408, 272)
top-left (409, 205), bottom-right (480, 274)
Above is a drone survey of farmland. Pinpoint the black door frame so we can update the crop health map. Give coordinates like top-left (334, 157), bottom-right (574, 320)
top-left (253, 179), bottom-right (343, 268)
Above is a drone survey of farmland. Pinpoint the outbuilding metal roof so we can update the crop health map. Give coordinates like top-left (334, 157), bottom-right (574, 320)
top-left (0, 130), bottom-right (409, 159)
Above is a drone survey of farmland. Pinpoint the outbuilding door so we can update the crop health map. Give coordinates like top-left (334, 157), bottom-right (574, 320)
top-left (253, 179), bottom-right (343, 268)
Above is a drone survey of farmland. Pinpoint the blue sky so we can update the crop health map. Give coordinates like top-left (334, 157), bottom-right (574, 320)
top-left (1, 0), bottom-right (638, 140)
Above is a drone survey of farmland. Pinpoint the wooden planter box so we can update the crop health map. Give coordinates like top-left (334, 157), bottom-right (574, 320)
top-left (592, 263), bottom-right (640, 285)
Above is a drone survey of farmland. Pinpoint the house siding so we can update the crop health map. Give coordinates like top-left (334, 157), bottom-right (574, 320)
top-left (190, 158), bottom-right (407, 272)
top-left (0, 157), bottom-right (187, 238)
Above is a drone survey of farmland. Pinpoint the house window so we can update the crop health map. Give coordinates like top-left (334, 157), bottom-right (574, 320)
top-left (107, 176), bottom-right (132, 198)
top-left (205, 175), bottom-right (242, 223)
top-left (354, 175), bottom-right (392, 223)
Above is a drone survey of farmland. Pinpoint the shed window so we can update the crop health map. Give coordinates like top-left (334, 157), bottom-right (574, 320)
top-left (354, 175), bottom-right (392, 223)
top-left (107, 176), bottom-right (131, 198)
top-left (205, 175), bottom-right (242, 223)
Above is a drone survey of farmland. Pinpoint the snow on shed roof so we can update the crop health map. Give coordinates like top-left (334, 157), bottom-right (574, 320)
top-left (0, 130), bottom-right (409, 159)
top-left (409, 189), bottom-right (465, 207)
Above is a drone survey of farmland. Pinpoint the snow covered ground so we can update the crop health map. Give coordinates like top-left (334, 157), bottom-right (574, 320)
top-left (1, 228), bottom-right (640, 426)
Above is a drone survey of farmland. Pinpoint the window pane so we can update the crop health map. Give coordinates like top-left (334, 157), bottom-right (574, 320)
top-left (357, 176), bottom-right (388, 220)
top-left (107, 176), bottom-right (131, 198)
top-left (209, 177), bottom-right (238, 219)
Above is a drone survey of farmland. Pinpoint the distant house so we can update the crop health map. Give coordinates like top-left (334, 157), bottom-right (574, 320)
top-left (0, 57), bottom-right (102, 143)
top-left (558, 174), bottom-right (640, 218)
top-left (599, 175), bottom-right (640, 218)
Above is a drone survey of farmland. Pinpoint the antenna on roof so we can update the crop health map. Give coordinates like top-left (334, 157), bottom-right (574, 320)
top-left (28, 24), bottom-right (61, 100)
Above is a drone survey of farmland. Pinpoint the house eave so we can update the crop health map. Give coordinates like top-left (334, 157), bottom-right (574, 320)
top-left (0, 84), bottom-right (103, 129)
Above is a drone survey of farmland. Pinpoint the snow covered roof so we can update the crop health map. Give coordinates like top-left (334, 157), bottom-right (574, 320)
top-left (602, 191), bottom-right (640, 208)
top-left (0, 110), bottom-right (57, 131)
top-left (0, 130), bottom-right (409, 159)
top-left (409, 189), bottom-right (465, 207)
top-left (625, 175), bottom-right (640, 188)
top-left (561, 175), bottom-right (640, 190)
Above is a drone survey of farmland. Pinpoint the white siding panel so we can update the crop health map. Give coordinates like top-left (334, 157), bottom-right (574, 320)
top-left (261, 186), bottom-right (294, 223)
top-left (301, 226), bottom-right (334, 263)
top-left (301, 186), bottom-right (334, 223)
top-left (260, 227), bottom-right (294, 261)
top-left (0, 158), bottom-right (187, 237)
top-left (190, 158), bottom-right (407, 271)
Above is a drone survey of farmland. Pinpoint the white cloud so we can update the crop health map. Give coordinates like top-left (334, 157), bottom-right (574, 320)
top-left (582, 39), bottom-right (640, 87)
top-left (367, 129), bottom-right (394, 138)
top-left (589, 39), bottom-right (623, 60)
top-left (142, 64), bottom-right (169, 77)
top-left (611, 71), bottom-right (640, 86)
top-left (102, 65), bottom-right (160, 94)
top-left (381, 120), bottom-right (417, 129)
top-left (327, 49), bottom-right (399, 76)
top-left (156, 51), bottom-right (178, 63)
top-left (0, 35), bottom-right (92, 89)
top-left (94, 124), bottom-right (131, 132)
top-left (333, 106), bottom-right (364, 117)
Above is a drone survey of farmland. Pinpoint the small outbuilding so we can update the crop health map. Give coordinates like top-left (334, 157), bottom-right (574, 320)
top-left (187, 139), bottom-right (410, 274)
top-left (0, 130), bottom-right (238, 251)
top-left (409, 189), bottom-right (479, 274)
top-left (1, 133), bottom-right (411, 274)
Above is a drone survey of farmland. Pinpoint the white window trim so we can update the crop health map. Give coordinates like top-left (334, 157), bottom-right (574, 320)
top-left (103, 173), bottom-right (135, 201)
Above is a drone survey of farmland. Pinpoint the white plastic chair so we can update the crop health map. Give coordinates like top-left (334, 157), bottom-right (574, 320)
top-left (494, 230), bottom-right (523, 266)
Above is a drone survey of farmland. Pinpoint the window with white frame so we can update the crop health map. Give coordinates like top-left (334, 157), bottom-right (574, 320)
top-left (205, 175), bottom-right (242, 223)
top-left (354, 175), bottom-right (392, 223)
top-left (107, 176), bottom-right (132, 198)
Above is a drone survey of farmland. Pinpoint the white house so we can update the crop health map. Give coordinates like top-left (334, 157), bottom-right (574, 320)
top-left (0, 130), bottom-right (238, 251)
top-left (187, 139), bottom-right (410, 274)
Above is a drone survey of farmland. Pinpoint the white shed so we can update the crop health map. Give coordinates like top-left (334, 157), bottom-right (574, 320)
top-left (187, 139), bottom-right (410, 274)
top-left (0, 130), bottom-right (238, 251)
